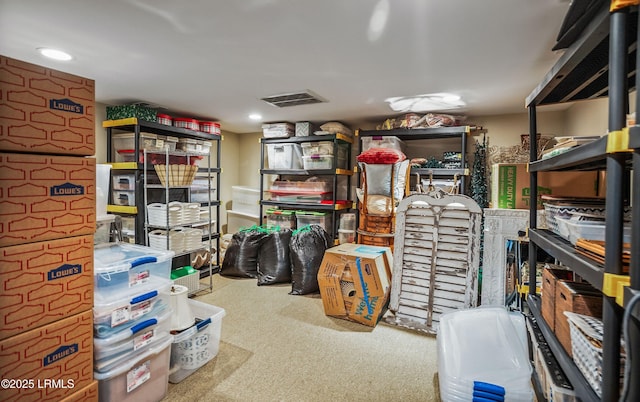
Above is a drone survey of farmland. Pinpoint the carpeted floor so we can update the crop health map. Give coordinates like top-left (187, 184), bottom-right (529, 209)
top-left (164, 274), bottom-right (441, 401)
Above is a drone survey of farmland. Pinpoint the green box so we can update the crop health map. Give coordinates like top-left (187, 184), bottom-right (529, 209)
top-left (106, 104), bottom-right (157, 122)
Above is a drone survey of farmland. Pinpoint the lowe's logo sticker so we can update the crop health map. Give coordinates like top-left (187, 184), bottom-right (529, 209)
top-left (44, 344), bottom-right (78, 366)
top-left (50, 183), bottom-right (84, 196)
top-left (49, 98), bottom-right (84, 114)
top-left (48, 264), bottom-right (82, 281)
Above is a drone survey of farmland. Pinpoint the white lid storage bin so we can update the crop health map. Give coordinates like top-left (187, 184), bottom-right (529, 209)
top-left (437, 307), bottom-right (533, 402)
top-left (94, 309), bottom-right (172, 372)
top-left (169, 299), bottom-right (226, 383)
top-left (267, 143), bottom-right (303, 169)
top-left (112, 190), bottom-right (135, 206)
top-left (231, 186), bottom-right (261, 216)
top-left (157, 135), bottom-right (178, 151)
top-left (93, 243), bottom-right (174, 297)
top-left (556, 216), bottom-right (631, 245)
top-left (112, 174), bottom-right (136, 191)
top-left (302, 155), bottom-right (334, 170)
top-left (301, 141), bottom-right (335, 156)
top-left (112, 133), bottom-right (161, 162)
top-left (93, 279), bottom-right (172, 338)
top-left (94, 335), bottom-right (172, 402)
top-left (361, 136), bottom-right (406, 153)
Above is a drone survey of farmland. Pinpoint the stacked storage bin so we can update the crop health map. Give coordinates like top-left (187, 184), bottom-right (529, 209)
top-left (0, 55), bottom-right (99, 401)
top-left (92, 243), bottom-right (175, 402)
top-left (168, 299), bottom-right (226, 383)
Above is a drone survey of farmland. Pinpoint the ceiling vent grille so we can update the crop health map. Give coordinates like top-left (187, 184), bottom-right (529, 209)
top-left (261, 90), bottom-right (325, 107)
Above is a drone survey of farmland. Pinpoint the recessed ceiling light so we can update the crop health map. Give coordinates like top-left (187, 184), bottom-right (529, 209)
top-left (37, 47), bottom-right (73, 61)
top-left (249, 113), bottom-right (262, 120)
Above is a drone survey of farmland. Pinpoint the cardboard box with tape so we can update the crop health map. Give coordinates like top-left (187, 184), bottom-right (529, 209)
top-left (0, 234), bottom-right (94, 341)
top-left (0, 310), bottom-right (94, 402)
top-left (317, 244), bottom-right (393, 327)
top-left (491, 163), bottom-right (600, 209)
top-left (0, 153), bottom-right (95, 247)
top-left (0, 55), bottom-right (95, 156)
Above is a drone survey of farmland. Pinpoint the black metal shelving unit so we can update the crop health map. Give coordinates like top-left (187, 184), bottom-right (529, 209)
top-left (259, 133), bottom-right (353, 241)
top-left (104, 118), bottom-right (222, 289)
top-left (526, 2), bottom-right (638, 401)
top-left (356, 126), bottom-right (486, 195)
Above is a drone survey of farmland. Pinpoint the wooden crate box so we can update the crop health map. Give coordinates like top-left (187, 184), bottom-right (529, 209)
top-left (554, 280), bottom-right (602, 357)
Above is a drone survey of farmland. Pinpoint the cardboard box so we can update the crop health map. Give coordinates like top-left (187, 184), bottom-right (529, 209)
top-left (0, 235), bottom-right (94, 341)
top-left (0, 310), bottom-right (94, 402)
top-left (317, 244), bottom-right (393, 327)
top-left (0, 153), bottom-right (95, 247)
top-left (0, 55), bottom-right (95, 156)
top-left (491, 163), bottom-right (599, 209)
top-left (59, 380), bottom-right (98, 402)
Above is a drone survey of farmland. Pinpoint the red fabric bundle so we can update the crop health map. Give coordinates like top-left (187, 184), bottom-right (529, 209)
top-left (357, 147), bottom-right (407, 164)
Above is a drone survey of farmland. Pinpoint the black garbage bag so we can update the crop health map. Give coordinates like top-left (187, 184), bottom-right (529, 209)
top-left (289, 225), bottom-right (332, 295)
top-left (221, 226), bottom-right (267, 278)
top-left (257, 228), bottom-right (293, 285)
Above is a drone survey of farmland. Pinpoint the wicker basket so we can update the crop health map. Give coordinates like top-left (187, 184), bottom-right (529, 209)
top-left (564, 312), bottom-right (625, 398)
top-left (543, 203), bottom-right (606, 236)
top-left (154, 164), bottom-right (197, 187)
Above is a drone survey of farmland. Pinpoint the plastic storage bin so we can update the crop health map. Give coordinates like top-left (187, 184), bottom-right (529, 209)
top-left (301, 141), bottom-right (335, 156)
top-left (94, 335), bottom-right (172, 402)
top-left (93, 243), bottom-right (174, 294)
top-left (270, 180), bottom-right (331, 193)
top-left (169, 300), bottom-right (226, 383)
top-left (112, 190), bottom-right (135, 206)
top-left (94, 309), bottom-right (172, 372)
top-left (158, 135), bottom-right (178, 151)
top-left (231, 186), bottom-right (261, 216)
top-left (267, 144), bottom-right (303, 169)
top-left (112, 174), bottom-right (136, 191)
top-left (556, 216), bottom-right (631, 245)
top-left (177, 138), bottom-right (200, 152)
top-left (265, 209), bottom-right (296, 230)
top-left (95, 214), bottom-right (116, 245)
top-left (112, 133), bottom-right (161, 162)
top-left (339, 212), bottom-right (357, 231)
top-left (361, 136), bottom-right (406, 152)
top-left (338, 229), bottom-right (355, 244)
top-left (295, 211), bottom-right (332, 234)
top-left (93, 279), bottom-right (172, 338)
top-left (437, 307), bottom-right (533, 402)
top-left (302, 155), bottom-right (334, 170)
top-left (269, 191), bottom-right (332, 203)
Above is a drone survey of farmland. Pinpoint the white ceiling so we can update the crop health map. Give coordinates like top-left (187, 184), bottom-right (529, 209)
top-left (0, 0), bottom-right (572, 133)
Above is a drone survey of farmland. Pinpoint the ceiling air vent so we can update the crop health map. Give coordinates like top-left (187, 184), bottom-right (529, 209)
top-left (261, 90), bottom-right (326, 108)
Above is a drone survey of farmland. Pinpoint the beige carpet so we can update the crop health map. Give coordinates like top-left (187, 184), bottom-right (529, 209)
top-left (164, 275), bottom-right (441, 402)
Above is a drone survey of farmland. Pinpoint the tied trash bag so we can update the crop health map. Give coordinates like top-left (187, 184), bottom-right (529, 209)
top-left (221, 226), bottom-right (267, 278)
top-left (289, 225), bottom-right (332, 295)
top-left (257, 227), bottom-right (293, 286)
